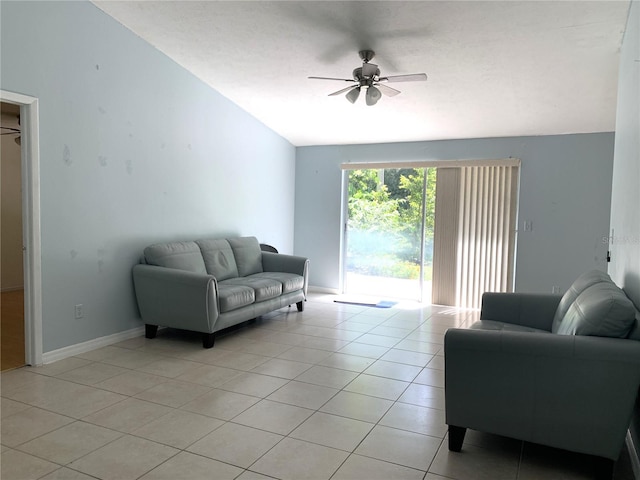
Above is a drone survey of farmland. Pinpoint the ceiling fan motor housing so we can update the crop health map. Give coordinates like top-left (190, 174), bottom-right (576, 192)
top-left (353, 66), bottom-right (381, 84)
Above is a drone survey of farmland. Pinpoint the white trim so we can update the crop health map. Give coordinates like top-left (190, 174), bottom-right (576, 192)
top-left (340, 158), bottom-right (521, 170)
top-left (42, 326), bottom-right (146, 365)
top-left (308, 285), bottom-right (341, 295)
top-left (1, 90), bottom-right (43, 366)
top-left (339, 170), bottom-right (349, 294)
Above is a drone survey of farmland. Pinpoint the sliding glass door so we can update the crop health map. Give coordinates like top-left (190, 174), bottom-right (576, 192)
top-left (343, 168), bottom-right (436, 302)
top-left (342, 160), bottom-right (519, 306)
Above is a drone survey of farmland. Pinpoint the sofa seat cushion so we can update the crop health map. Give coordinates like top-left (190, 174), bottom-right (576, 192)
top-left (228, 236), bottom-right (263, 277)
top-left (217, 284), bottom-right (255, 313)
top-left (144, 241), bottom-right (207, 274)
top-left (221, 276), bottom-right (283, 302)
top-left (197, 239), bottom-right (239, 281)
top-left (554, 281), bottom-right (636, 338)
top-left (251, 272), bottom-right (304, 294)
top-left (469, 320), bottom-right (550, 334)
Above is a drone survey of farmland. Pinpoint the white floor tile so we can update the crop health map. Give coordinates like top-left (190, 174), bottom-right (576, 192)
top-left (429, 439), bottom-right (520, 480)
top-left (68, 435), bottom-right (178, 480)
top-left (379, 402), bottom-right (447, 437)
top-left (0, 448), bottom-right (59, 480)
top-left (294, 365), bottom-right (359, 389)
top-left (217, 371), bottom-right (289, 397)
top-left (139, 451), bottom-right (243, 479)
top-left (332, 454), bottom-right (426, 480)
top-left (181, 388), bottom-right (260, 420)
top-left (232, 399), bottom-right (314, 435)
top-left (266, 380), bottom-right (339, 410)
top-left (250, 358), bottom-right (313, 379)
top-left (355, 425), bottom-right (441, 471)
top-left (343, 374), bottom-right (409, 400)
top-left (16, 421), bottom-right (122, 464)
top-left (82, 397), bottom-right (172, 433)
top-left (2, 297), bottom-right (635, 480)
top-left (132, 409), bottom-right (224, 449)
top-left (250, 437), bottom-right (349, 480)
top-left (289, 411), bottom-right (374, 451)
top-left (1, 407), bottom-right (74, 447)
top-left (320, 390), bottom-right (393, 423)
top-left (187, 422), bottom-right (282, 468)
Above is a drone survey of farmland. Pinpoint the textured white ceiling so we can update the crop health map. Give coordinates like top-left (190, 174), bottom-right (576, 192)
top-left (93, 1), bottom-right (630, 146)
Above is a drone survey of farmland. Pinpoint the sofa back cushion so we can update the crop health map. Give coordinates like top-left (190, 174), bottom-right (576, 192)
top-left (227, 236), bottom-right (263, 276)
top-left (554, 281), bottom-right (636, 337)
top-left (196, 239), bottom-right (239, 281)
top-left (144, 241), bottom-right (206, 274)
top-left (551, 269), bottom-right (611, 333)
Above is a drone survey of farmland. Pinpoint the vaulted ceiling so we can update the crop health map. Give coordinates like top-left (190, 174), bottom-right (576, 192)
top-left (94, 1), bottom-right (631, 146)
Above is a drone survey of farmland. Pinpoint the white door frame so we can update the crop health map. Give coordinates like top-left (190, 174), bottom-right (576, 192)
top-left (1, 90), bottom-right (43, 366)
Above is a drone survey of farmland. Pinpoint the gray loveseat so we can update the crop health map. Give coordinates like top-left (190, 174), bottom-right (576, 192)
top-left (445, 270), bottom-right (640, 479)
top-left (133, 236), bottom-right (309, 348)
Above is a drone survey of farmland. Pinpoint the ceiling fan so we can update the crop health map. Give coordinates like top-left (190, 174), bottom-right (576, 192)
top-left (309, 50), bottom-right (427, 106)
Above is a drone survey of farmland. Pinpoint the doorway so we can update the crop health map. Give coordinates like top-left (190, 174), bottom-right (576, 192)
top-left (1, 102), bottom-right (25, 370)
top-left (343, 167), bottom-right (436, 302)
top-left (1, 90), bottom-right (43, 367)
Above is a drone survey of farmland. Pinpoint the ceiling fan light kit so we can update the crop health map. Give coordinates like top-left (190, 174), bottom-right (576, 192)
top-left (309, 50), bottom-right (427, 106)
top-left (366, 85), bottom-right (382, 106)
top-left (346, 86), bottom-right (361, 104)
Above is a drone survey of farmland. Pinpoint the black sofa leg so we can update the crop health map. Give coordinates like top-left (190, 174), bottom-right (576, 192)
top-left (202, 333), bottom-right (215, 349)
top-left (594, 457), bottom-right (615, 480)
top-left (145, 324), bottom-right (158, 339)
top-left (448, 425), bottom-right (467, 452)
top-left (296, 300), bottom-right (304, 312)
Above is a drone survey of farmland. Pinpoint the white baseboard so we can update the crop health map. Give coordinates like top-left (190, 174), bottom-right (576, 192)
top-left (41, 326), bottom-right (146, 365)
top-left (626, 430), bottom-right (640, 480)
top-left (308, 285), bottom-right (340, 295)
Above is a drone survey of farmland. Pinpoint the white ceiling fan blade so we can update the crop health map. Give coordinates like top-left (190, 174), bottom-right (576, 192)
top-left (309, 76), bottom-right (354, 82)
top-left (376, 83), bottom-right (401, 97)
top-left (379, 73), bottom-right (428, 83)
top-left (329, 85), bottom-right (359, 96)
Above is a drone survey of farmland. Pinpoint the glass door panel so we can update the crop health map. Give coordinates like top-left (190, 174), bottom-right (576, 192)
top-left (345, 168), bottom-right (432, 301)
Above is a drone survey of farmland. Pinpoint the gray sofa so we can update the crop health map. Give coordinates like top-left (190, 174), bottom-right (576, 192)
top-left (445, 270), bottom-right (640, 479)
top-left (133, 236), bottom-right (309, 348)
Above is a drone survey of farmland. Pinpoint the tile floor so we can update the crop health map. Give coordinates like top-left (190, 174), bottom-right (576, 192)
top-left (1, 293), bottom-right (636, 480)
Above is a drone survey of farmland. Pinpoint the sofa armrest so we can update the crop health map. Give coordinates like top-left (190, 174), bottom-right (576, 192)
top-left (445, 328), bottom-right (640, 459)
top-left (261, 252), bottom-right (309, 296)
top-left (480, 292), bottom-right (562, 331)
top-left (133, 264), bottom-right (219, 333)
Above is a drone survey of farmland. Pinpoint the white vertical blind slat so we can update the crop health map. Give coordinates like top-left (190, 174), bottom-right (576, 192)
top-left (456, 166), bottom-right (518, 308)
top-left (434, 164), bottom-right (519, 309)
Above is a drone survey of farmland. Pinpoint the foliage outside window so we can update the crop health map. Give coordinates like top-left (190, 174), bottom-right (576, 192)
top-left (347, 168), bottom-right (436, 280)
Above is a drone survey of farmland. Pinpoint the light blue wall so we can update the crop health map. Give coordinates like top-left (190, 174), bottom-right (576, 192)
top-left (610, 0), bottom-right (640, 309)
top-left (1, 1), bottom-right (295, 353)
top-left (295, 133), bottom-right (614, 295)
top-left (609, 1), bottom-right (640, 464)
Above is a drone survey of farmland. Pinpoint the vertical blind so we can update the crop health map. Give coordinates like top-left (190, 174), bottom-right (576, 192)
top-left (433, 164), bottom-right (519, 309)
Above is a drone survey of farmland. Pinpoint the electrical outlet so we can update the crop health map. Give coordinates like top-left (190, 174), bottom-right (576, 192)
top-left (552, 286), bottom-right (560, 294)
top-left (75, 304), bottom-right (83, 319)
